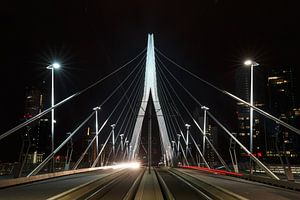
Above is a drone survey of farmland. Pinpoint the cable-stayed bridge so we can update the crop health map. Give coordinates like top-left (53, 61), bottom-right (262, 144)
top-left (0, 34), bottom-right (300, 199)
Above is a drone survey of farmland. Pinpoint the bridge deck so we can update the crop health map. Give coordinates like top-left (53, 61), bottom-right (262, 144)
top-left (0, 167), bottom-right (300, 200)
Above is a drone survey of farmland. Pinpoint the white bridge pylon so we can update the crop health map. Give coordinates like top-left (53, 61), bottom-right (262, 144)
top-left (129, 34), bottom-right (173, 163)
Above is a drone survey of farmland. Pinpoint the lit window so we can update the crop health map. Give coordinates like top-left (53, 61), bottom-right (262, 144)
top-left (268, 76), bottom-right (280, 80)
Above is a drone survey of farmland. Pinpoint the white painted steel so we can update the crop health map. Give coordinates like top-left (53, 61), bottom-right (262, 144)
top-left (129, 34), bottom-right (172, 162)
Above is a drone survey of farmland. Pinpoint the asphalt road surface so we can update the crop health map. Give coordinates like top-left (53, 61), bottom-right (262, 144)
top-left (1, 168), bottom-right (300, 200)
top-left (178, 168), bottom-right (300, 200)
top-left (0, 169), bottom-right (115, 200)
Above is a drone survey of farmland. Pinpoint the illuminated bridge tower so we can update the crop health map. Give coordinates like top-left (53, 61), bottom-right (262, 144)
top-left (129, 34), bottom-right (172, 163)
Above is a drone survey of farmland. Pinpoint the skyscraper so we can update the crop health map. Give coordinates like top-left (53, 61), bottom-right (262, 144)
top-left (266, 67), bottom-right (300, 162)
top-left (235, 67), bottom-right (266, 160)
top-left (23, 86), bottom-right (49, 161)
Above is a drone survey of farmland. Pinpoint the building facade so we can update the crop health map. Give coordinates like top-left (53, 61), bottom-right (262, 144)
top-left (235, 67), bottom-right (266, 161)
top-left (266, 67), bottom-right (300, 163)
top-left (22, 86), bottom-right (49, 162)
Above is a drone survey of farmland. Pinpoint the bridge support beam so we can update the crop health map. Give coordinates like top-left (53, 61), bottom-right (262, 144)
top-left (129, 34), bottom-right (172, 163)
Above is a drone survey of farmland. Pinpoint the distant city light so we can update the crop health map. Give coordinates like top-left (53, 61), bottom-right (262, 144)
top-left (112, 162), bottom-right (140, 169)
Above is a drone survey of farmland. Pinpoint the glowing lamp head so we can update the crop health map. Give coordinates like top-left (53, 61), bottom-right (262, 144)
top-left (244, 60), bottom-right (253, 66)
top-left (52, 63), bottom-right (61, 69)
top-left (244, 60), bottom-right (259, 67)
top-left (185, 124), bottom-right (191, 128)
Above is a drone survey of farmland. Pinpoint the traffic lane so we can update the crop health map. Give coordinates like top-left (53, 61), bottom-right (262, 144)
top-left (157, 169), bottom-right (207, 200)
top-left (0, 169), bottom-right (115, 200)
top-left (91, 169), bottom-right (142, 200)
top-left (179, 168), bottom-right (300, 200)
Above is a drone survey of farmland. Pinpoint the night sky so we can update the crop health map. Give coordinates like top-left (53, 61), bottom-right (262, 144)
top-left (1, 0), bottom-right (300, 162)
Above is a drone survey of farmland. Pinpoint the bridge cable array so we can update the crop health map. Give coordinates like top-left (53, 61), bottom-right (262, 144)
top-left (72, 53), bottom-right (146, 170)
top-left (156, 56), bottom-right (214, 169)
top-left (26, 51), bottom-right (146, 176)
top-left (155, 48), bottom-right (280, 180)
top-left (155, 48), bottom-right (300, 136)
top-left (0, 48), bottom-right (146, 141)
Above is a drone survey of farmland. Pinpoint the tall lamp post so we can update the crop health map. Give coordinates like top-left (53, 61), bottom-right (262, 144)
top-left (185, 124), bottom-right (191, 156)
top-left (120, 134), bottom-right (124, 152)
top-left (201, 106), bottom-right (209, 158)
top-left (177, 134), bottom-right (181, 157)
top-left (111, 124), bottom-right (116, 157)
top-left (47, 62), bottom-right (60, 171)
top-left (244, 59), bottom-right (259, 173)
top-left (171, 140), bottom-right (176, 156)
top-left (93, 106), bottom-right (101, 154)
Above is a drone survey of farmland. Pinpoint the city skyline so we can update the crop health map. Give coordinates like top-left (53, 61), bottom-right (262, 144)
top-left (1, 1), bottom-right (300, 163)
top-left (1, 2), bottom-right (300, 198)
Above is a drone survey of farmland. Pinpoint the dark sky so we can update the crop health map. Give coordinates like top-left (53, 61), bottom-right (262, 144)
top-left (1, 0), bottom-right (300, 162)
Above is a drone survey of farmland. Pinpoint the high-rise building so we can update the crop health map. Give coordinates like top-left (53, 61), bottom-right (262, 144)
top-left (235, 67), bottom-right (266, 160)
top-left (205, 125), bottom-right (218, 166)
top-left (265, 67), bottom-right (300, 162)
top-left (14, 86), bottom-right (49, 177)
top-left (23, 86), bottom-right (49, 160)
top-left (83, 127), bottom-right (97, 166)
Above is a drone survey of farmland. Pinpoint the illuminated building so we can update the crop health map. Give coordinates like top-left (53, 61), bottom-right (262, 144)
top-left (83, 127), bottom-right (97, 166)
top-left (235, 67), bottom-right (266, 160)
top-left (17, 85), bottom-right (49, 167)
top-left (266, 67), bottom-right (300, 162)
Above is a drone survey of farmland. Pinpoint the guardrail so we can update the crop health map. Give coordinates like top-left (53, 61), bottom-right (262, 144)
top-left (181, 166), bottom-right (243, 177)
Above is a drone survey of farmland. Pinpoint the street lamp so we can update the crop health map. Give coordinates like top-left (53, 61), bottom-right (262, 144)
top-left (120, 134), bottom-right (124, 152)
top-left (201, 106), bottom-right (209, 158)
top-left (171, 140), bottom-right (176, 155)
top-left (111, 124), bottom-right (116, 156)
top-left (244, 59), bottom-right (259, 172)
top-left (93, 106), bottom-right (101, 154)
top-left (185, 124), bottom-right (191, 155)
top-left (125, 140), bottom-right (129, 157)
top-left (47, 62), bottom-right (60, 171)
top-left (177, 134), bottom-right (181, 156)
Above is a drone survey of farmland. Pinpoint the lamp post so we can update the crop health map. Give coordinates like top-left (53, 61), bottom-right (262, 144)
top-left (93, 107), bottom-right (101, 154)
top-left (185, 124), bottom-right (191, 155)
top-left (177, 134), bottom-right (181, 156)
top-left (125, 140), bottom-right (129, 158)
top-left (120, 134), bottom-right (124, 152)
top-left (111, 124), bottom-right (116, 156)
top-left (171, 140), bottom-right (176, 156)
top-left (244, 59), bottom-right (259, 173)
top-left (201, 106), bottom-right (209, 158)
top-left (47, 62), bottom-right (60, 172)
